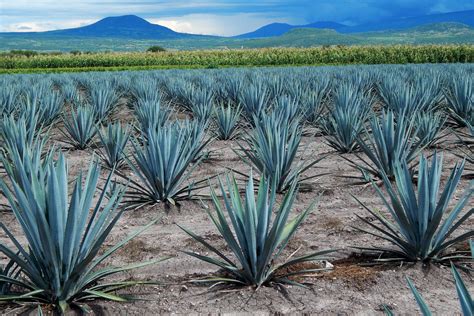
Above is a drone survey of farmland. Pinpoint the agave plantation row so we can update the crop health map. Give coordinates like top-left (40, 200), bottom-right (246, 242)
top-left (0, 64), bottom-right (473, 314)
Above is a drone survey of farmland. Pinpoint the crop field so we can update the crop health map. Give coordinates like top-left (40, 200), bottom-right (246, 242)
top-left (0, 64), bottom-right (473, 314)
top-left (1, 45), bottom-right (474, 74)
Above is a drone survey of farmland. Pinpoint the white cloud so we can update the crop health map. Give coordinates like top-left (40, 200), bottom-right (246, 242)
top-left (0, 19), bottom-right (94, 32)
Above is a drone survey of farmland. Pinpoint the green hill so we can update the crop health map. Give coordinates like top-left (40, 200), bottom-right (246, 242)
top-left (1, 22), bottom-right (473, 52)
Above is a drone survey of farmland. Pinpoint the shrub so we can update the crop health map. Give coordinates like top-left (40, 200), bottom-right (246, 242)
top-left (147, 46), bottom-right (166, 53)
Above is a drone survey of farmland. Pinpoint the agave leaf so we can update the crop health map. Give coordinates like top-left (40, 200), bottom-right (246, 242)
top-left (406, 277), bottom-right (432, 316)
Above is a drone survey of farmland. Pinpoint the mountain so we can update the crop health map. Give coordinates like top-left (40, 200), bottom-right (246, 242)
top-left (236, 10), bottom-right (474, 38)
top-left (4, 15), bottom-right (207, 39)
top-left (343, 9), bottom-right (474, 33)
top-left (235, 21), bottom-right (346, 39)
top-left (2, 22), bottom-right (472, 52)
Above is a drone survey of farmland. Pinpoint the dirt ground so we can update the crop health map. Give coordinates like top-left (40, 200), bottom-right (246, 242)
top-left (0, 105), bottom-right (473, 315)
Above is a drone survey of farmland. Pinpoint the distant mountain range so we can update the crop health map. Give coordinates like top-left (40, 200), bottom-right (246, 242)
top-left (235, 21), bottom-right (346, 39)
top-left (0, 10), bottom-right (473, 51)
top-left (237, 10), bottom-right (474, 38)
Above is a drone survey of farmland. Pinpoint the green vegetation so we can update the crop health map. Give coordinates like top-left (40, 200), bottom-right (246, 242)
top-left (236, 111), bottom-right (322, 193)
top-left (355, 153), bottom-right (473, 262)
top-left (0, 151), bottom-right (164, 313)
top-left (180, 173), bottom-right (335, 286)
top-left (61, 106), bottom-right (98, 149)
top-left (1, 22), bottom-right (473, 52)
top-left (350, 111), bottom-right (426, 181)
top-left (213, 102), bottom-right (242, 140)
top-left (0, 45), bottom-right (473, 74)
top-left (97, 122), bottom-right (131, 169)
top-left (120, 120), bottom-right (211, 209)
top-left (0, 64), bottom-right (473, 313)
top-left (147, 45), bottom-right (166, 52)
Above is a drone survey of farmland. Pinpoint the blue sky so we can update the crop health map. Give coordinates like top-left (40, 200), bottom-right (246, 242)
top-left (1, 0), bottom-right (473, 35)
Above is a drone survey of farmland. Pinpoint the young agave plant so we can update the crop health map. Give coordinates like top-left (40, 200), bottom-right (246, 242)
top-left (61, 83), bottom-right (81, 105)
top-left (378, 76), bottom-right (442, 117)
top-left (0, 86), bottom-right (19, 116)
top-left (273, 95), bottom-right (303, 127)
top-left (406, 264), bottom-right (473, 316)
top-left (239, 83), bottom-right (270, 122)
top-left (350, 110), bottom-right (425, 181)
top-left (213, 102), bottom-right (242, 140)
top-left (134, 99), bottom-right (171, 133)
top-left (354, 153), bottom-right (473, 262)
top-left (0, 154), bottom-right (165, 313)
top-left (0, 114), bottom-right (43, 159)
top-left (37, 91), bottom-right (64, 127)
top-left (122, 120), bottom-right (210, 209)
top-left (62, 106), bottom-right (98, 150)
top-left (188, 88), bottom-right (214, 123)
top-left (180, 173), bottom-right (334, 287)
top-left (301, 85), bottom-right (330, 125)
top-left (89, 86), bottom-right (120, 122)
top-left (414, 111), bottom-right (447, 147)
top-left (0, 133), bottom-right (55, 191)
top-left (444, 76), bottom-right (473, 127)
top-left (237, 112), bottom-right (322, 193)
top-left (321, 85), bottom-right (371, 153)
top-left (97, 122), bottom-right (131, 169)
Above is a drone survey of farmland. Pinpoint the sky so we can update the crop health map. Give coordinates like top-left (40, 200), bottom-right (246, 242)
top-left (1, 0), bottom-right (473, 36)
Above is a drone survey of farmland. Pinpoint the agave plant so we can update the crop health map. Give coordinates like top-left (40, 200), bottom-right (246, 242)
top-left (61, 83), bottom-right (81, 105)
top-left (121, 120), bottom-right (211, 208)
top-left (0, 114), bottom-right (43, 159)
top-left (0, 261), bottom-right (16, 296)
top-left (236, 112), bottom-right (322, 193)
top-left (354, 153), bottom-right (473, 262)
top-left (0, 154), bottom-right (165, 313)
top-left (0, 85), bottom-right (19, 116)
top-left (273, 95), bottom-right (303, 127)
top-left (89, 86), bottom-right (120, 122)
top-left (213, 102), bottom-right (242, 140)
top-left (378, 75), bottom-right (442, 117)
top-left (61, 106), bottom-right (98, 150)
top-left (444, 76), bottom-right (473, 127)
top-left (97, 122), bottom-right (131, 169)
top-left (187, 87), bottom-right (214, 123)
top-left (406, 265), bottom-right (473, 316)
top-left (37, 91), bottom-right (64, 127)
top-left (414, 111), bottom-right (447, 147)
top-left (239, 83), bottom-right (270, 122)
top-left (321, 85), bottom-right (371, 153)
top-left (131, 79), bottom-right (162, 105)
top-left (0, 133), bottom-right (55, 192)
top-left (134, 99), bottom-right (171, 133)
top-left (350, 110), bottom-right (425, 181)
top-left (301, 81), bottom-right (330, 125)
top-left (180, 173), bottom-right (335, 287)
